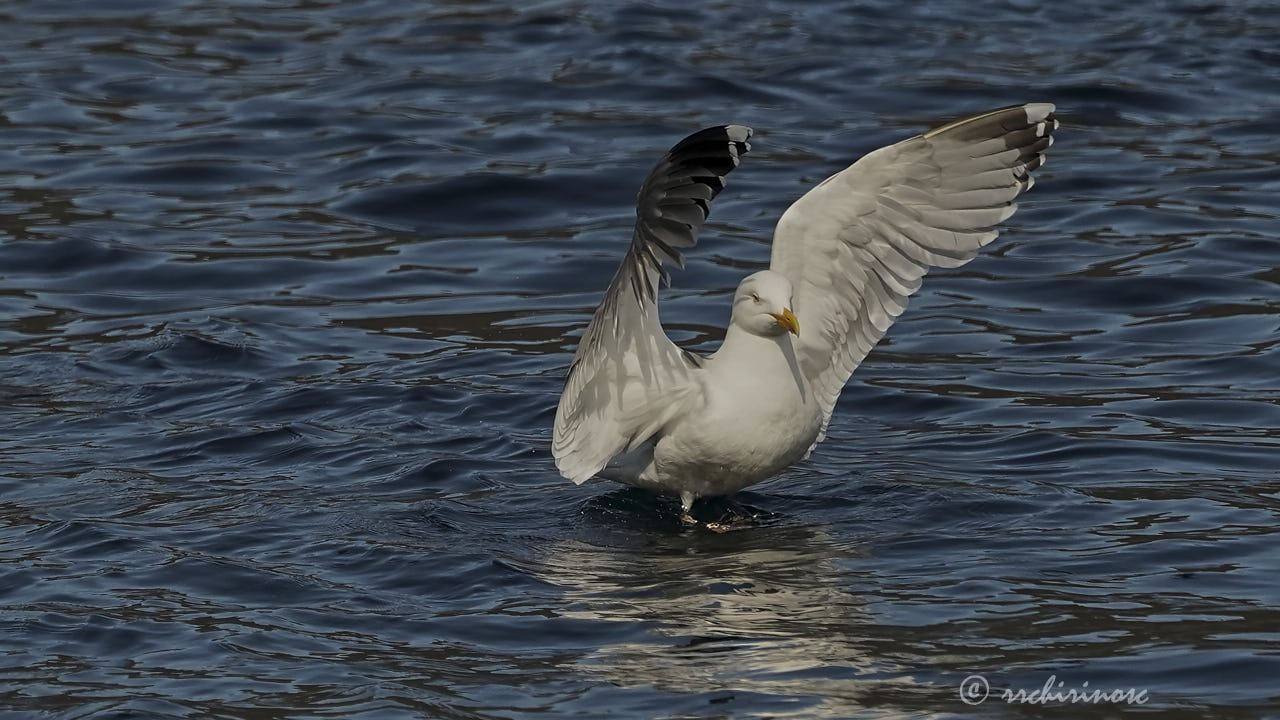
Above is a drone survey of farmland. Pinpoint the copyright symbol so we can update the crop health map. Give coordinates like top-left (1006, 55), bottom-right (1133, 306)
top-left (959, 674), bottom-right (989, 705)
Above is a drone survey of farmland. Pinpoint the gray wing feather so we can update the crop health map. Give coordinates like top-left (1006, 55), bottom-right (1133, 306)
top-left (553, 125), bottom-right (752, 483)
top-left (769, 103), bottom-right (1058, 451)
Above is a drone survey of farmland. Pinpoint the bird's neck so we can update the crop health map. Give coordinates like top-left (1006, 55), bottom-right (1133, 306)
top-left (712, 324), bottom-right (807, 394)
top-left (718, 323), bottom-right (786, 356)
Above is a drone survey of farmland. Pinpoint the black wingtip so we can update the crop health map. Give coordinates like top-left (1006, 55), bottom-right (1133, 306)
top-left (664, 125), bottom-right (753, 172)
top-left (671, 124), bottom-right (753, 150)
top-left (607, 124), bottom-right (756, 311)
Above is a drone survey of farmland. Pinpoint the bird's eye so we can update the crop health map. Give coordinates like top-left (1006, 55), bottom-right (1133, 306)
top-left (750, 293), bottom-right (760, 303)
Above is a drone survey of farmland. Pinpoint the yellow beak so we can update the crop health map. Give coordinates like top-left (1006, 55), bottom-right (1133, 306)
top-left (771, 308), bottom-right (799, 335)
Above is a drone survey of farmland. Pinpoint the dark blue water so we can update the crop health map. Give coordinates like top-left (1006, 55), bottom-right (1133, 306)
top-left (3, 1), bottom-right (1279, 717)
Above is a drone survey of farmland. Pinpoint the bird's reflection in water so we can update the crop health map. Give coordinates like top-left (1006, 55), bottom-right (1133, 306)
top-left (538, 489), bottom-right (914, 715)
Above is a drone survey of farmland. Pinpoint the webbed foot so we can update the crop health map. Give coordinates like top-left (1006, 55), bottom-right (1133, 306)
top-left (682, 494), bottom-right (771, 530)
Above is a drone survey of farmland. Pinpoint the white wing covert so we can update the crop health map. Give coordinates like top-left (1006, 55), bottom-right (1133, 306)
top-left (553, 125), bottom-right (753, 483)
top-left (768, 103), bottom-right (1058, 448)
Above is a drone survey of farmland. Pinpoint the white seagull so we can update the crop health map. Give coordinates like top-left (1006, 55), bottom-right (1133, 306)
top-left (553, 103), bottom-right (1058, 522)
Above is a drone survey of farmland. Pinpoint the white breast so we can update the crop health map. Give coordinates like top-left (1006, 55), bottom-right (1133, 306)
top-left (635, 330), bottom-right (823, 499)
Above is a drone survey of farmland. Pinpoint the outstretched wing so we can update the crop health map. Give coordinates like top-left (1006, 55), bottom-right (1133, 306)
top-left (553, 125), bottom-right (753, 483)
top-left (769, 103), bottom-right (1058, 446)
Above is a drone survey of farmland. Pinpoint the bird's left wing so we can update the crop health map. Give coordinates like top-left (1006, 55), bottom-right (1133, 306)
top-left (553, 125), bottom-right (753, 483)
top-left (769, 103), bottom-right (1058, 448)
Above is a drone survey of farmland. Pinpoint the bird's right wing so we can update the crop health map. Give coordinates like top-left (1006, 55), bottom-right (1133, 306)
top-left (553, 125), bottom-right (753, 483)
top-left (768, 103), bottom-right (1058, 447)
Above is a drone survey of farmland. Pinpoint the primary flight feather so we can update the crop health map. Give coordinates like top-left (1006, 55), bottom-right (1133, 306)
top-left (553, 104), bottom-right (1058, 518)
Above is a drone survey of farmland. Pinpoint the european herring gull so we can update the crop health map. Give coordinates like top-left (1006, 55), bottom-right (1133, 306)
top-left (553, 103), bottom-right (1058, 522)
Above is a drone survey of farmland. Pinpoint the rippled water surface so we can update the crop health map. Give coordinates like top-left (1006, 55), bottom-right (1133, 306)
top-left (3, 1), bottom-right (1279, 718)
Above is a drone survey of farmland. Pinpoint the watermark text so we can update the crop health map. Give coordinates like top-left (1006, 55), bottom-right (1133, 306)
top-left (959, 674), bottom-right (1149, 706)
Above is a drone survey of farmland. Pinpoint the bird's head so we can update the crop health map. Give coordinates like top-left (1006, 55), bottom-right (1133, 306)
top-left (731, 270), bottom-right (798, 338)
